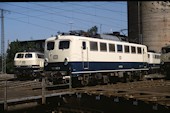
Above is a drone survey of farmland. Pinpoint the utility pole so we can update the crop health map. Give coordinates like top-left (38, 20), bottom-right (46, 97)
top-left (138, 1), bottom-right (142, 44)
top-left (1, 9), bottom-right (9, 74)
top-left (69, 21), bottom-right (73, 31)
top-left (100, 24), bottom-right (102, 34)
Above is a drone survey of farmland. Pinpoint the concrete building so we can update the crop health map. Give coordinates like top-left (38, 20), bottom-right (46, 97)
top-left (128, 1), bottom-right (170, 52)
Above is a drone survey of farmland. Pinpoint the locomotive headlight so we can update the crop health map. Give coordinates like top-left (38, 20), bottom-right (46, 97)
top-left (64, 57), bottom-right (68, 65)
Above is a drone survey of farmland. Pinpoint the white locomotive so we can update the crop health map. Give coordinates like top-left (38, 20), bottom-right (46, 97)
top-left (14, 51), bottom-right (44, 79)
top-left (44, 32), bottom-right (149, 85)
top-left (160, 45), bottom-right (170, 79)
top-left (147, 52), bottom-right (161, 73)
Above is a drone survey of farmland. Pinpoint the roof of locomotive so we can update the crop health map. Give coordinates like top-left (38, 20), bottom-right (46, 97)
top-left (15, 51), bottom-right (44, 55)
top-left (45, 34), bottom-right (146, 48)
top-left (148, 52), bottom-right (161, 55)
top-left (46, 30), bottom-right (128, 42)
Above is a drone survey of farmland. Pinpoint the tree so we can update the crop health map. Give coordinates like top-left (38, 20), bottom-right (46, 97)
top-left (86, 26), bottom-right (101, 38)
top-left (6, 39), bottom-right (22, 73)
top-left (87, 26), bottom-right (98, 36)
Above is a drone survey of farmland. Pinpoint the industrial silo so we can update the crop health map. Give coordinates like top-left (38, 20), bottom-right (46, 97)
top-left (128, 1), bottom-right (170, 52)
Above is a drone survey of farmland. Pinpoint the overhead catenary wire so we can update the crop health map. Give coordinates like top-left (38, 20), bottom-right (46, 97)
top-left (32, 2), bottom-right (127, 22)
top-left (27, 2), bottom-right (127, 28)
top-left (3, 3), bottom-right (93, 29)
top-left (6, 16), bottom-right (59, 31)
top-left (65, 2), bottom-right (127, 14)
top-left (1, 1), bottom-right (129, 41)
top-left (3, 2), bottom-right (127, 31)
top-left (31, 2), bottom-right (126, 28)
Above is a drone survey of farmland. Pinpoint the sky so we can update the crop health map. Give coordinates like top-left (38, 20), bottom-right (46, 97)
top-left (0, 1), bottom-right (127, 45)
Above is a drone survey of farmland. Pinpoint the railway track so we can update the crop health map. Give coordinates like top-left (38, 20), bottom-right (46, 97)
top-left (74, 79), bottom-right (170, 91)
top-left (0, 80), bottom-right (41, 89)
top-left (0, 76), bottom-right (168, 90)
top-left (106, 79), bottom-right (170, 90)
top-left (0, 73), bottom-right (166, 88)
top-left (0, 77), bottom-right (169, 112)
top-left (73, 79), bottom-right (170, 108)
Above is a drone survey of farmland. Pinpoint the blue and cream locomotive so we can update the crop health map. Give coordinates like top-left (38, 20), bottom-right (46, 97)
top-left (44, 32), bottom-right (149, 85)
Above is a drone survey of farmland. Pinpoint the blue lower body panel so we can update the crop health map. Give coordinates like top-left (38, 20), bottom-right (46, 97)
top-left (148, 64), bottom-right (160, 69)
top-left (45, 62), bottom-right (148, 74)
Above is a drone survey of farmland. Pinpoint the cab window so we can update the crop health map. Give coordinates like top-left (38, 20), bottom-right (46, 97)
top-left (25, 54), bottom-right (32, 58)
top-left (59, 41), bottom-right (70, 49)
top-left (16, 54), bottom-right (24, 58)
top-left (47, 41), bottom-right (55, 50)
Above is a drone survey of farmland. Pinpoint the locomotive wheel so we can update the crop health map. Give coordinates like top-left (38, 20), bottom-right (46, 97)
top-left (81, 74), bottom-right (89, 86)
top-left (32, 72), bottom-right (37, 78)
top-left (81, 80), bottom-right (89, 86)
top-left (124, 72), bottom-right (131, 82)
top-left (15, 74), bottom-right (22, 80)
top-left (95, 73), bottom-right (103, 84)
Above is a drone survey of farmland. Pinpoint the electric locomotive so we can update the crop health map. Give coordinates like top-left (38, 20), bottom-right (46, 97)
top-left (44, 32), bottom-right (149, 86)
top-left (160, 45), bottom-right (170, 79)
top-left (147, 52), bottom-right (161, 74)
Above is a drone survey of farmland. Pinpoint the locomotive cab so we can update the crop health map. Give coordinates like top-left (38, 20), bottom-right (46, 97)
top-left (44, 35), bottom-right (86, 84)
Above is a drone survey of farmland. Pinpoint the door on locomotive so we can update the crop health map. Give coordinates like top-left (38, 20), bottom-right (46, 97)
top-left (81, 40), bottom-right (89, 69)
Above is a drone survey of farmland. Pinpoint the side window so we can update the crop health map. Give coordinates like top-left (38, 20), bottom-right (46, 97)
top-left (117, 44), bottom-right (123, 52)
top-left (154, 55), bottom-right (156, 59)
top-left (109, 43), bottom-right (115, 52)
top-left (154, 55), bottom-right (160, 59)
top-left (90, 41), bottom-right (98, 51)
top-left (137, 47), bottom-right (142, 54)
top-left (82, 41), bottom-right (86, 49)
top-left (16, 54), bottom-right (24, 58)
top-left (47, 41), bottom-right (55, 50)
top-left (59, 41), bottom-right (70, 49)
top-left (157, 55), bottom-right (160, 59)
top-left (25, 54), bottom-right (32, 58)
top-left (131, 46), bottom-right (136, 53)
top-left (158, 55), bottom-right (160, 59)
top-left (100, 42), bottom-right (107, 52)
top-left (124, 45), bottom-right (129, 53)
